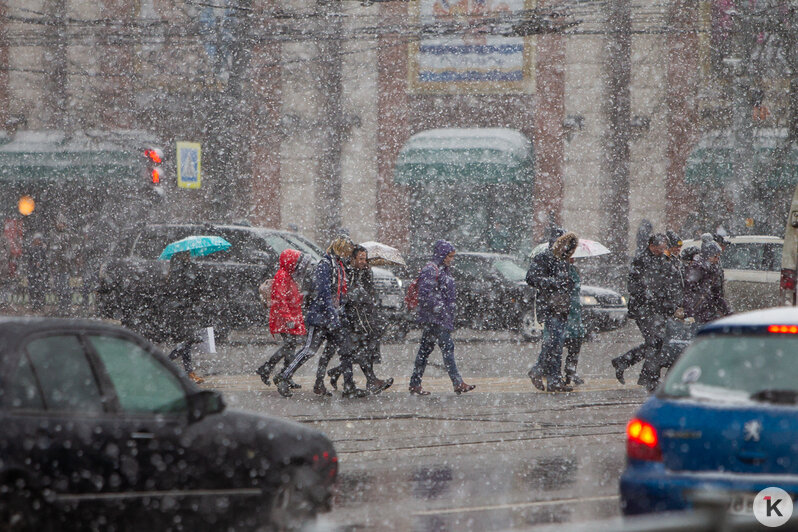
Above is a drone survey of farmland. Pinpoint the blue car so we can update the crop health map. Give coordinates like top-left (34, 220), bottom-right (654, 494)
top-left (620, 307), bottom-right (798, 516)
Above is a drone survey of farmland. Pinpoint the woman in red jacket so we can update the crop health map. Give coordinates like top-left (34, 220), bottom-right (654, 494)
top-left (256, 249), bottom-right (312, 387)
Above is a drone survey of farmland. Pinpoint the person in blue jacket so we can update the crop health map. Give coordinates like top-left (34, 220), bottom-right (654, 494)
top-left (274, 236), bottom-right (368, 399)
top-left (408, 239), bottom-right (475, 396)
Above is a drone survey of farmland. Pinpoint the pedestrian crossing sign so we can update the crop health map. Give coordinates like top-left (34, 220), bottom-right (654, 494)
top-left (177, 142), bottom-right (202, 189)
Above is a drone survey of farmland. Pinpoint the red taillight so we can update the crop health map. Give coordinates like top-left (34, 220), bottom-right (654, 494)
top-left (626, 418), bottom-right (662, 461)
top-left (151, 167), bottom-right (161, 184)
top-left (781, 269), bottom-right (796, 291)
top-left (768, 324), bottom-right (798, 334)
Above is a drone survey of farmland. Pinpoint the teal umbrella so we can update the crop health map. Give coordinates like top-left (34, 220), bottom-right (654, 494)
top-left (158, 235), bottom-right (231, 260)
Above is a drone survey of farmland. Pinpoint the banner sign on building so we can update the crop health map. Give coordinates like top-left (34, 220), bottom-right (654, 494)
top-left (409, 0), bottom-right (536, 93)
top-left (177, 142), bottom-right (202, 189)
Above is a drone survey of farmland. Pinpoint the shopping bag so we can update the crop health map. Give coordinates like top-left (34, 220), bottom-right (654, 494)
top-left (659, 318), bottom-right (696, 369)
top-left (197, 326), bottom-right (216, 354)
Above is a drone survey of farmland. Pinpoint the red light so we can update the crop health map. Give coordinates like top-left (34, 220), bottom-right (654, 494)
top-left (151, 167), bottom-right (161, 185)
top-left (781, 269), bottom-right (797, 291)
top-left (145, 148), bottom-right (162, 164)
top-left (323, 451), bottom-right (329, 460)
top-left (626, 418), bottom-right (662, 461)
top-left (768, 325), bottom-right (798, 334)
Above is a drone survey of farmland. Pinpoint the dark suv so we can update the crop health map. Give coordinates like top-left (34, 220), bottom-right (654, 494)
top-left (97, 223), bottom-right (406, 342)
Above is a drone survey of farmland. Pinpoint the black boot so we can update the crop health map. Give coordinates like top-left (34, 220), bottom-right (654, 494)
top-left (274, 375), bottom-right (293, 398)
top-left (342, 385), bottom-right (369, 399)
top-left (327, 367), bottom-right (342, 390)
top-left (255, 364), bottom-right (271, 386)
top-left (314, 379), bottom-right (332, 397)
top-left (611, 358), bottom-right (626, 385)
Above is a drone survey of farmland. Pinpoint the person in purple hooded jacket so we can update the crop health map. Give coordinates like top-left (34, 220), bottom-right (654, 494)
top-left (409, 240), bottom-right (476, 396)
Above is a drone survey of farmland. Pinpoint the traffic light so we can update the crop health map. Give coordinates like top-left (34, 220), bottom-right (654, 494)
top-left (144, 148), bottom-right (163, 185)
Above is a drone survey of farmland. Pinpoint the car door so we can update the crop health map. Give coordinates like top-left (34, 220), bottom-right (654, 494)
top-left (722, 242), bottom-right (780, 311)
top-left (83, 331), bottom-right (261, 524)
top-left (1, 332), bottom-right (135, 519)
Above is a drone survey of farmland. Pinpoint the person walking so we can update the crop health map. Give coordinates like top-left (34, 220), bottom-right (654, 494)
top-left (409, 240), bottom-right (475, 396)
top-left (526, 229), bottom-right (578, 392)
top-left (26, 233), bottom-right (48, 311)
top-left (562, 255), bottom-right (586, 386)
top-left (255, 249), bottom-right (312, 389)
top-left (274, 236), bottom-right (367, 399)
top-left (163, 251), bottom-right (209, 384)
top-left (328, 245), bottom-right (394, 394)
top-left (684, 234), bottom-right (731, 324)
top-left (49, 215), bottom-right (80, 316)
top-left (611, 234), bottom-right (679, 389)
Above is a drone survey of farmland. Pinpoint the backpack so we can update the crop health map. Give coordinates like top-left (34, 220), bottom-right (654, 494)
top-left (258, 278), bottom-right (273, 308)
top-left (404, 263), bottom-right (439, 311)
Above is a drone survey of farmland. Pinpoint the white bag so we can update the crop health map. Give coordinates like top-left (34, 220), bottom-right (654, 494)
top-left (197, 326), bottom-right (216, 354)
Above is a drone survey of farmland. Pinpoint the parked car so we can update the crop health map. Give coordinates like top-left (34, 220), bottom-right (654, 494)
top-left (96, 223), bottom-right (405, 343)
top-left (620, 307), bottom-right (798, 516)
top-left (682, 235), bottom-right (782, 312)
top-left (0, 316), bottom-right (337, 531)
top-left (450, 252), bottom-right (627, 339)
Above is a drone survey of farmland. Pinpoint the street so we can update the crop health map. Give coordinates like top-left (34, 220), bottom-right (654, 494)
top-left (193, 321), bottom-right (648, 531)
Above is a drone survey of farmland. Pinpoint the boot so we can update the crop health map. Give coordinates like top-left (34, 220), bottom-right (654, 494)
top-left (409, 385), bottom-right (430, 396)
top-left (288, 378), bottom-right (302, 389)
top-left (342, 385), bottom-right (368, 399)
top-left (255, 365), bottom-right (271, 386)
top-left (527, 370), bottom-right (545, 391)
top-left (313, 379), bottom-right (332, 397)
top-left (274, 376), bottom-right (293, 398)
top-left (546, 380), bottom-right (573, 393)
top-left (327, 367), bottom-right (342, 390)
top-left (611, 358), bottom-right (626, 385)
top-left (453, 382), bottom-right (476, 395)
top-left (367, 377), bottom-right (394, 394)
top-left (187, 371), bottom-right (205, 384)
top-left (564, 373), bottom-right (585, 386)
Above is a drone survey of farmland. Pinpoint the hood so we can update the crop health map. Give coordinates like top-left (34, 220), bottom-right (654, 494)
top-left (432, 239), bottom-right (456, 265)
top-left (279, 248), bottom-right (302, 274)
top-left (551, 232), bottom-right (578, 259)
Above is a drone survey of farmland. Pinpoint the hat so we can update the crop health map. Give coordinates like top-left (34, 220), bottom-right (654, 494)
top-left (665, 230), bottom-right (682, 248)
top-left (702, 240), bottom-right (722, 258)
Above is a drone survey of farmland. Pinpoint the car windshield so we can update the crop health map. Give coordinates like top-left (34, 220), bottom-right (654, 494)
top-left (493, 259), bottom-right (526, 282)
top-left (662, 334), bottom-right (798, 400)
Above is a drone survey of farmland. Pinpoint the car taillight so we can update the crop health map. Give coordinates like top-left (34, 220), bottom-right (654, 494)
top-left (781, 269), bottom-right (797, 292)
top-left (626, 418), bottom-right (662, 462)
top-left (768, 324), bottom-right (798, 334)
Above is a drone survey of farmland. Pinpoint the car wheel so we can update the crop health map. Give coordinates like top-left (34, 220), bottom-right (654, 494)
top-left (519, 308), bottom-right (543, 340)
top-left (268, 466), bottom-right (327, 531)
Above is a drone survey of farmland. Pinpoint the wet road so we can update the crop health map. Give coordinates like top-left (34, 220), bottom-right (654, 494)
top-left (194, 322), bottom-right (649, 530)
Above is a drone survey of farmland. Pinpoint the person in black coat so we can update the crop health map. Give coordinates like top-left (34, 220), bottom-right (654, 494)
top-left (328, 246), bottom-right (393, 393)
top-left (164, 251), bottom-right (210, 384)
top-left (611, 234), bottom-right (679, 389)
top-left (526, 229), bottom-right (578, 392)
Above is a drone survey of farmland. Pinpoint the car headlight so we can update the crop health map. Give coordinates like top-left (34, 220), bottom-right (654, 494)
top-left (621, 296), bottom-right (627, 305)
top-left (580, 295), bottom-right (599, 306)
top-left (396, 278), bottom-right (402, 289)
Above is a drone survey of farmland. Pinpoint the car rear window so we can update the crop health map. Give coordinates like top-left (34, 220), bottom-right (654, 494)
top-left (663, 334), bottom-right (798, 400)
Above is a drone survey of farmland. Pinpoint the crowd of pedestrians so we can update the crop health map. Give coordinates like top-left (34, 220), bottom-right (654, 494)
top-left (153, 225), bottom-right (731, 397)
